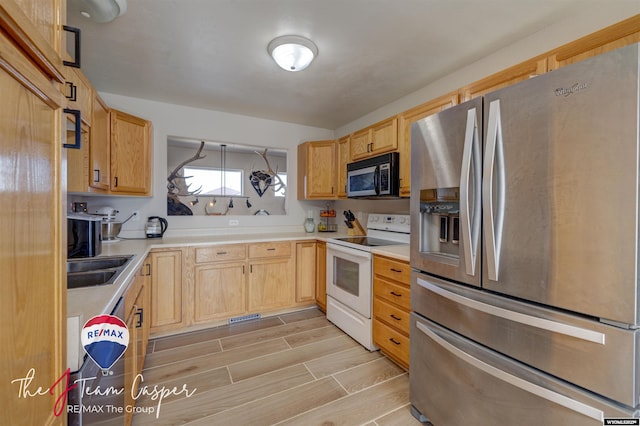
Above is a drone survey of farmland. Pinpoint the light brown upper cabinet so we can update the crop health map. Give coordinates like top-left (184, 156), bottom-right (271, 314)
top-left (298, 140), bottom-right (337, 200)
top-left (350, 116), bottom-right (398, 161)
top-left (66, 122), bottom-right (90, 193)
top-left (66, 96), bottom-right (152, 195)
top-left (0, 1), bottom-right (66, 424)
top-left (337, 135), bottom-right (350, 198)
top-left (460, 57), bottom-right (548, 102)
top-left (110, 109), bottom-right (153, 195)
top-left (397, 91), bottom-right (459, 197)
top-left (547, 14), bottom-right (640, 71)
top-left (90, 95), bottom-right (111, 191)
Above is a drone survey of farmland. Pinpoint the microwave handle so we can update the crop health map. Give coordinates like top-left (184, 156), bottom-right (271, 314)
top-left (374, 165), bottom-right (380, 195)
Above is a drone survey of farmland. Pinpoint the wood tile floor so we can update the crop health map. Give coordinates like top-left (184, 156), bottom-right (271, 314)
top-left (130, 308), bottom-right (422, 426)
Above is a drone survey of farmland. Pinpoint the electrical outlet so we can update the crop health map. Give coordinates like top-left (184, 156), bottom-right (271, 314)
top-left (132, 211), bottom-right (140, 222)
top-left (229, 219), bottom-right (239, 226)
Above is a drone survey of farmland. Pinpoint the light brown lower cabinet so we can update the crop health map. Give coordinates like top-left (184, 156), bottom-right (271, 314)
top-left (373, 254), bottom-right (411, 369)
top-left (194, 261), bottom-right (246, 322)
top-left (124, 258), bottom-right (150, 426)
top-left (295, 241), bottom-right (317, 303)
top-left (248, 241), bottom-right (294, 311)
top-left (149, 248), bottom-right (185, 334)
top-left (248, 257), bottom-right (295, 311)
top-left (150, 241), bottom-right (317, 337)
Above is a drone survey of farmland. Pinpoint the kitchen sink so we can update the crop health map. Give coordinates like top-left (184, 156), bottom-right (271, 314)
top-left (66, 255), bottom-right (134, 289)
top-left (67, 255), bottom-right (133, 273)
top-left (67, 270), bottom-right (118, 289)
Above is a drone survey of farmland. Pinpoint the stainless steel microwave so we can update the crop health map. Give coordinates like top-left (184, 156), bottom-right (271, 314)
top-left (346, 152), bottom-right (400, 198)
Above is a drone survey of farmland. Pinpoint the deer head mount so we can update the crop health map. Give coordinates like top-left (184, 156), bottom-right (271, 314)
top-left (250, 149), bottom-right (286, 197)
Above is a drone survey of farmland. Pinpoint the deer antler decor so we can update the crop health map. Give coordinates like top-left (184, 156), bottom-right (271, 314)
top-left (167, 141), bottom-right (207, 196)
top-left (250, 149), bottom-right (286, 197)
top-left (167, 141), bottom-right (207, 215)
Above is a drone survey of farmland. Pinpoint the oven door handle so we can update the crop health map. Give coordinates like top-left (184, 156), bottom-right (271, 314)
top-left (327, 243), bottom-right (371, 261)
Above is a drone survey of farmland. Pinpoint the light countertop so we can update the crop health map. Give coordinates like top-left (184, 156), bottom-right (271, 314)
top-left (66, 230), bottom-right (409, 371)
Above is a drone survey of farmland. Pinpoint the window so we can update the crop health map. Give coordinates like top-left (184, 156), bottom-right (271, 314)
top-left (183, 167), bottom-right (243, 196)
top-left (275, 173), bottom-right (287, 197)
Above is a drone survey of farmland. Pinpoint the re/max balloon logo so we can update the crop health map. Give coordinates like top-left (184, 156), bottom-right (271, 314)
top-left (81, 315), bottom-right (129, 371)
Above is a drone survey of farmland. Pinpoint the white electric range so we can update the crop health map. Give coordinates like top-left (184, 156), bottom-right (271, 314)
top-left (326, 213), bottom-right (410, 350)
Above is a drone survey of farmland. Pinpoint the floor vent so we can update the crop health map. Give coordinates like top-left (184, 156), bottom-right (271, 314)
top-left (228, 313), bottom-right (261, 324)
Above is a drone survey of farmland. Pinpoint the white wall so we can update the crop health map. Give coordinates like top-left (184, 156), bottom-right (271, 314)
top-left (71, 95), bottom-right (333, 236)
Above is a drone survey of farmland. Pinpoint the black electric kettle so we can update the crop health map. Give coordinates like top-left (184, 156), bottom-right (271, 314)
top-left (145, 216), bottom-right (168, 238)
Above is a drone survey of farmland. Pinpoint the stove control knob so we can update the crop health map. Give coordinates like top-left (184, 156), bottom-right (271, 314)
top-left (399, 217), bottom-right (406, 224)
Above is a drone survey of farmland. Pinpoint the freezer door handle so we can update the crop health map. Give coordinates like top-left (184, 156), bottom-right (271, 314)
top-left (483, 100), bottom-right (506, 281)
top-left (460, 107), bottom-right (482, 276)
top-left (415, 320), bottom-right (605, 422)
top-left (416, 278), bottom-right (605, 344)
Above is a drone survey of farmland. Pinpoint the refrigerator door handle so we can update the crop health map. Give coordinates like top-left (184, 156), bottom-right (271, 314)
top-left (460, 107), bottom-right (482, 276)
top-left (415, 320), bottom-right (605, 422)
top-left (416, 277), bottom-right (606, 344)
top-left (483, 100), bottom-right (506, 281)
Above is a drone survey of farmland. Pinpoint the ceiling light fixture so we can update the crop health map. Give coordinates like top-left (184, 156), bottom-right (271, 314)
top-left (267, 35), bottom-right (318, 72)
top-left (76, 0), bottom-right (127, 23)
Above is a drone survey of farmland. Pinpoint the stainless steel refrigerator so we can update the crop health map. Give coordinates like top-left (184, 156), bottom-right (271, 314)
top-left (410, 43), bottom-right (640, 425)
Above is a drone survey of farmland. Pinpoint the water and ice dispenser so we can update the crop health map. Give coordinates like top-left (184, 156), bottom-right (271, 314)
top-left (419, 187), bottom-right (460, 258)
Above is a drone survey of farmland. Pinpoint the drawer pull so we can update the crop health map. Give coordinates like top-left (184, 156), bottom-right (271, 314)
top-left (390, 314), bottom-right (402, 321)
top-left (267, 248), bottom-right (276, 251)
top-left (389, 338), bottom-right (401, 345)
top-left (390, 268), bottom-right (403, 273)
top-left (65, 81), bottom-right (77, 101)
top-left (390, 291), bottom-right (402, 297)
top-left (135, 307), bottom-right (143, 328)
top-left (217, 251), bottom-right (228, 255)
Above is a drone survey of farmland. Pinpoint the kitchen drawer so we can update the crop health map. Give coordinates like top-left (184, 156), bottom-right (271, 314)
top-left (249, 241), bottom-right (292, 259)
top-left (374, 277), bottom-right (411, 310)
top-left (374, 255), bottom-right (410, 284)
top-left (374, 318), bottom-right (410, 369)
top-left (374, 296), bottom-right (410, 334)
top-left (195, 244), bottom-right (246, 263)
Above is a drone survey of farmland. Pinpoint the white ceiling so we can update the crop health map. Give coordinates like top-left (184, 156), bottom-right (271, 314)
top-left (67, 0), bottom-right (635, 130)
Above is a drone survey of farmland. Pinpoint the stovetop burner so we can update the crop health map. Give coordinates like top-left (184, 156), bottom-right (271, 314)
top-left (333, 236), bottom-right (404, 247)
